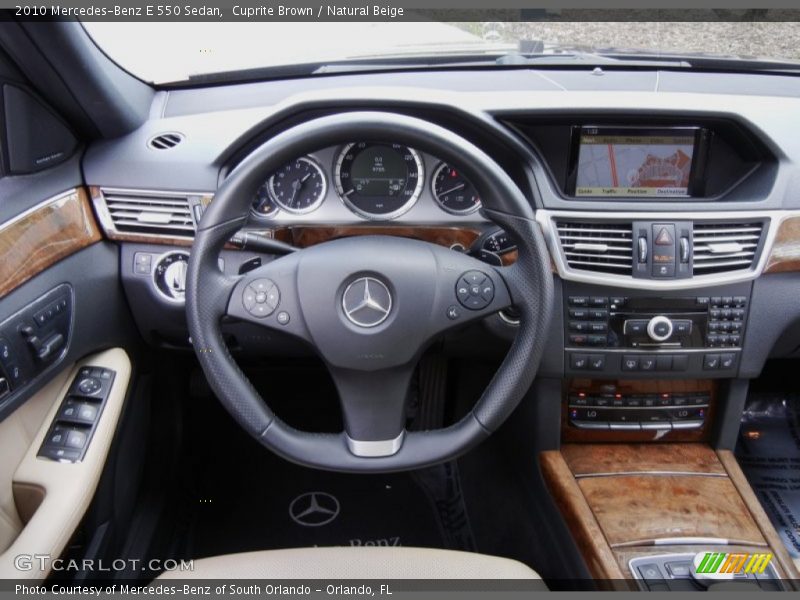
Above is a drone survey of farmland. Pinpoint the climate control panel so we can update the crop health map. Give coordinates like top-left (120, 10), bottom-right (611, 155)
top-left (562, 379), bottom-right (716, 441)
top-left (568, 390), bottom-right (709, 431)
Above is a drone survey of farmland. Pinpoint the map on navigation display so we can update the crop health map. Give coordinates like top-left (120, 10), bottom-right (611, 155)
top-left (575, 131), bottom-right (696, 197)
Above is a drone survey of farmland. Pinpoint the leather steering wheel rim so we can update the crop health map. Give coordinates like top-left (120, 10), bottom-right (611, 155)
top-left (186, 111), bottom-right (553, 473)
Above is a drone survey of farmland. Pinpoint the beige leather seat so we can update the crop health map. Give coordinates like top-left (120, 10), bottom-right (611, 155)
top-left (157, 547), bottom-right (543, 581)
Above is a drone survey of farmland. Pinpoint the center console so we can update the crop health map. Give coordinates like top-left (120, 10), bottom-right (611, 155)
top-left (539, 211), bottom-right (794, 587)
top-left (540, 444), bottom-right (798, 590)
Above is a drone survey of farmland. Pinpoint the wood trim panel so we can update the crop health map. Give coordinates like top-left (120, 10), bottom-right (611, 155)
top-left (718, 450), bottom-right (800, 580)
top-left (500, 248), bottom-right (518, 266)
top-left (540, 450), bottom-right (627, 583)
top-left (544, 444), bottom-right (797, 587)
top-left (578, 474), bottom-right (765, 548)
top-left (765, 216), bottom-right (800, 273)
top-left (99, 233), bottom-right (194, 247)
top-left (0, 189), bottom-right (101, 299)
top-left (561, 443), bottom-right (726, 477)
top-left (277, 225), bottom-right (483, 251)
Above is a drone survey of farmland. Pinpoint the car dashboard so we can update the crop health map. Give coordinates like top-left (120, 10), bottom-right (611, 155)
top-left (0, 57), bottom-right (798, 588)
top-left (83, 67), bottom-right (800, 411)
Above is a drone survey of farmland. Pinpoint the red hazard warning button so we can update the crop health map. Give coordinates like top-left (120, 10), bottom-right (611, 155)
top-left (655, 227), bottom-right (674, 246)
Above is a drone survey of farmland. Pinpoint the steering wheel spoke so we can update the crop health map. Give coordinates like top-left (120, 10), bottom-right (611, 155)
top-left (428, 251), bottom-right (514, 337)
top-left (329, 365), bottom-right (413, 457)
top-left (225, 254), bottom-right (312, 343)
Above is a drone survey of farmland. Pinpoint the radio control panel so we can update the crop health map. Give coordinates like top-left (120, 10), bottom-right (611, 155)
top-left (563, 283), bottom-right (751, 378)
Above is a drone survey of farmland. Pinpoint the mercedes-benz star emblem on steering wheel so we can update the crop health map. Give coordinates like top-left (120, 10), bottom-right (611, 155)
top-left (289, 491), bottom-right (340, 527)
top-left (342, 276), bottom-right (392, 328)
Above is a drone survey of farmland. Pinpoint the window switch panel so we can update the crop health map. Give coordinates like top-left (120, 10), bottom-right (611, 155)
top-left (38, 365), bottom-right (115, 463)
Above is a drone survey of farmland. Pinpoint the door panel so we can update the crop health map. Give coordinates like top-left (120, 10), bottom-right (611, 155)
top-left (0, 363), bottom-right (72, 554)
top-left (0, 349), bottom-right (131, 579)
top-left (0, 43), bottom-right (144, 580)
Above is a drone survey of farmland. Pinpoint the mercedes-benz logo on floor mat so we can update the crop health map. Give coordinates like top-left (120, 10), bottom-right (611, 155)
top-left (342, 277), bottom-right (392, 328)
top-left (289, 492), bottom-right (340, 527)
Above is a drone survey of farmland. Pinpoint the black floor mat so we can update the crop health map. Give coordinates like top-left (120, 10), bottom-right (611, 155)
top-left (188, 452), bottom-right (445, 558)
top-left (736, 391), bottom-right (800, 559)
top-left (179, 381), bottom-right (473, 559)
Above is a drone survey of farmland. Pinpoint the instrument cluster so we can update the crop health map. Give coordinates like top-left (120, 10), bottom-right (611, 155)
top-left (250, 142), bottom-right (482, 221)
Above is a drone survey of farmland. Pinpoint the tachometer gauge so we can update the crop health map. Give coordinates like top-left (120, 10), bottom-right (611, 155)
top-left (251, 181), bottom-right (279, 217)
top-left (268, 156), bottom-right (327, 214)
top-left (335, 143), bottom-right (424, 220)
top-left (432, 163), bottom-right (481, 215)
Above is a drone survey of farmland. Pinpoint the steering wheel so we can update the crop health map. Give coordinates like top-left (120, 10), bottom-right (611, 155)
top-left (186, 112), bottom-right (553, 472)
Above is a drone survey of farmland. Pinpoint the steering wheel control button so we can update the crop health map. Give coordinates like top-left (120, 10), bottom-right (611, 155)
top-left (243, 278), bottom-right (279, 318)
top-left (276, 311), bottom-right (290, 325)
top-left (447, 305), bottom-right (461, 320)
top-left (457, 271), bottom-right (494, 310)
top-left (342, 277), bottom-right (392, 328)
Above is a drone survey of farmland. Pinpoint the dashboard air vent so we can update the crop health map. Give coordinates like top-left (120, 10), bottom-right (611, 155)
top-left (555, 220), bottom-right (633, 274)
top-left (102, 190), bottom-right (194, 237)
top-left (148, 132), bottom-right (184, 150)
top-left (692, 221), bottom-right (764, 274)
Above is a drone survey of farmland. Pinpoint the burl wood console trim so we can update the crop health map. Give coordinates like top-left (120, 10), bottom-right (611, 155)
top-left (0, 188), bottom-right (101, 299)
top-left (579, 474), bottom-right (765, 547)
top-left (561, 443), bottom-right (726, 477)
top-left (718, 450), bottom-right (800, 580)
top-left (765, 215), bottom-right (800, 273)
top-left (541, 444), bottom-right (800, 584)
top-left (540, 451), bottom-right (626, 581)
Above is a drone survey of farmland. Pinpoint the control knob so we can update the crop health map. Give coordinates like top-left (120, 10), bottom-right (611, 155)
top-left (153, 251), bottom-right (189, 304)
top-left (647, 315), bottom-right (674, 342)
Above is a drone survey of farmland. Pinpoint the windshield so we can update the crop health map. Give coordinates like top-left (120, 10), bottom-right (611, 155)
top-left (83, 20), bottom-right (800, 85)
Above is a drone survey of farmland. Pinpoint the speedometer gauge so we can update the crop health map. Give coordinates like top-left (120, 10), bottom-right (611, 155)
top-left (335, 143), bottom-right (424, 220)
top-left (268, 156), bottom-right (327, 214)
top-left (432, 163), bottom-right (481, 215)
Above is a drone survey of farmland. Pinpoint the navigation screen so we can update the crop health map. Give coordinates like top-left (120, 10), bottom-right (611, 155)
top-left (574, 128), bottom-right (698, 197)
